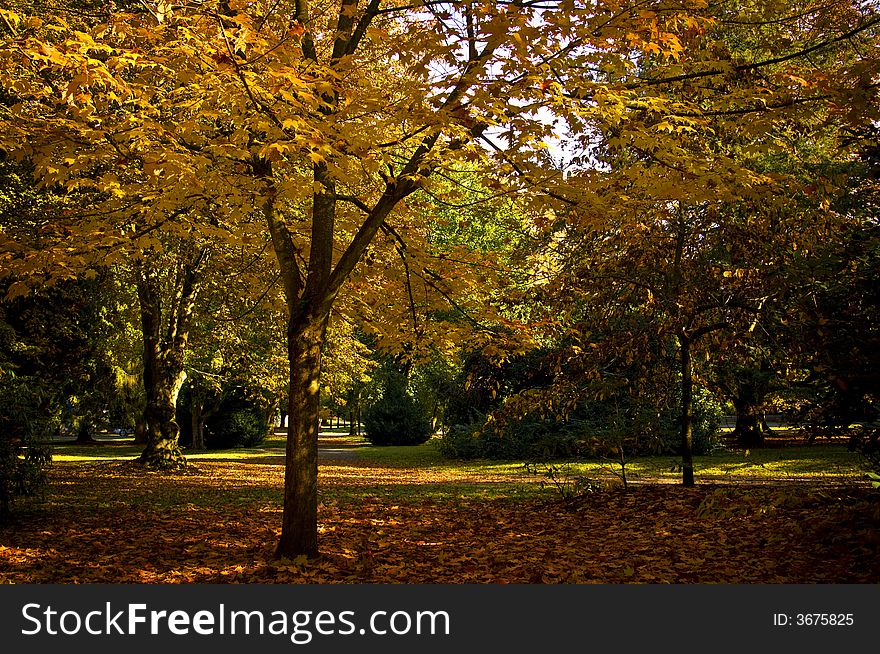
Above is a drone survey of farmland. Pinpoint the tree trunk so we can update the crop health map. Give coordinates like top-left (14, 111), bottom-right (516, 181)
top-left (680, 336), bottom-right (695, 487)
top-left (75, 420), bottom-right (97, 444)
top-left (140, 371), bottom-right (187, 468)
top-left (733, 400), bottom-right (769, 447)
top-left (267, 401), bottom-right (279, 434)
top-left (191, 400), bottom-right (206, 451)
top-left (134, 254), bottom-right (203, 469)
top-left (276, 317), bottom-right (328, 559)
top-left (133, 416), bottom-right (148, 444)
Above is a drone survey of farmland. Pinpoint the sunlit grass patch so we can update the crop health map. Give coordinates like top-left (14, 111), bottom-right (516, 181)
top-left (50, 442), bottom-right (143, 461)
top-left (520, 445), bottom-right (866, 484)
top-left (43, 437), bottom-right (868, 500)
top-left (691, 446), bottom-right (864, 479)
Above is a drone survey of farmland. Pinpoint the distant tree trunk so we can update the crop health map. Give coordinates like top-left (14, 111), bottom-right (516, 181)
top-left (75, 420), bottom-right (96, 444)
top-left (190, 400), bottom-right (206, 451)
top-left (730, 372), bottom-right (773, 446)
top-left (679, 335), bottom-right (695, 487)
top-left (263, 402), bottom-right (277, 436)
top-left (135, 253), bottom-right (204, 469)
top-left (133, 416), bottom-right (148, 444)
top-left (431, 399), bottom-right (441, 433)
top-left (348, 405), bottom-right (356, 435)
top-left (733, 399), bottom-right (770, 446)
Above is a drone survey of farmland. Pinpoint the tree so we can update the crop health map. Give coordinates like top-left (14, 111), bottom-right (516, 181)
top-left (504, 0), bottom-right (880, 484)
top-left (782, 160), bottom-right (880, 430)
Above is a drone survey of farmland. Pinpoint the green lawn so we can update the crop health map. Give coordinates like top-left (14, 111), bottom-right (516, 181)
top-left (46, 433), bottom-right (869, 490)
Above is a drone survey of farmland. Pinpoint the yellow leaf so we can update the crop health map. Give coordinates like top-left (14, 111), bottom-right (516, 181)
top-left (5, 281), bottom-right (30, 300)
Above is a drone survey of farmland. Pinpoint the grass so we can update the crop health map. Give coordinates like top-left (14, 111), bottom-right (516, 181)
top-left (49, 434), bottom-right (288, 463)
top-left (49, 432), bottom-right (869, 466)
top-left (42, 431), bottom-right (870, 506)
top-left (352, 436), bottom-right (867, 479)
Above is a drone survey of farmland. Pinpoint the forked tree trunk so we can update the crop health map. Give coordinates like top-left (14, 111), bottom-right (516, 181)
top-left (276, 317), bottom-right (329, 559)
top-left (135, 254), bottom-right (203, 469)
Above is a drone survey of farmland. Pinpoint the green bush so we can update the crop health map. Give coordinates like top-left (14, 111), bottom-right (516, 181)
top-left (209, 406), bottom-right (268, 449)
top-left (177, 385), bottom-right (270, 450)
top-left (0, 372), bottom-right (53, 520)
top-left (607, 385), bottom-right (723, 456)
top-left (439, 415), bottom-right (588, 460)
top-left (436, 422), bottom-right (485, 459)
top-left (363, 376), bottom-right (433, 446)
top-left (658, 386), bottom-right (724, 456)
top-left (848, 425), bottom-right (880, 476)
top-left (438, 385), bottom-right (724, 461)
top-left (0, 435), bottom-right (51, 519)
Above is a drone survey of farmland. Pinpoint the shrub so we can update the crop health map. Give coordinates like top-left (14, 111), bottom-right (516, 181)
top-left (0, 372), bottom-right (53, 520)
top-left (438, 415), bottom-right (588, 460)
top-left (177, 385), bottom-right (270, 449)
top-left (208, 406), bottom-right (268, 449)
top-left (363, 376), bottom-right (433, 446)
top-left (648, 386), bottom-right (725, 456)
top-left (848, 425), bottom-right (880, 478)
top-left (438, 385), bottom-right (724, 461)
top-left (436, 421), bottom-right (486, 459)
top-left (0, 435), bottom-right (51, 520)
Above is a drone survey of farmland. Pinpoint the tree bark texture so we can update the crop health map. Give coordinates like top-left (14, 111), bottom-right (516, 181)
top-left (733, 400), bottom-right (770, 447)
top-left (276, 317), bottom-right (329, 558)
top-left (190, 400), bottom-right (207, 451)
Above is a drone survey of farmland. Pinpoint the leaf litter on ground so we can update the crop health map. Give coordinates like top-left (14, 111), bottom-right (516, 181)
top-left (1, 454), bottom-right (878, 584)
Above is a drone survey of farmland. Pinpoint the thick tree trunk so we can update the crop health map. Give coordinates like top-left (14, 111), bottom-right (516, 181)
top-left (680, 337), bottom-right (695, 487)
top-left (276, 317), bottom-right (328, 559)
top-left (75, 421), bottom-right (97, 444)
top-left (140, 372), bottom-right (187, 468)
top-left (137, 293), bottom-right (187, 468)
top-left (134, 255), bottom-right (203, 469)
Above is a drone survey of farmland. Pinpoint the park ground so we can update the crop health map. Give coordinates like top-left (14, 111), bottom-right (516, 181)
top-left (1, 430), bottom-right (878, 583)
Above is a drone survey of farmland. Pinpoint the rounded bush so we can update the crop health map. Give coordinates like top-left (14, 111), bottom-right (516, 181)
top-left (208, 406), bottom-right (267, 449)
top-left (363, 377), bottom-right (433, 446)
top-left (178, 385), bottom-right (269, 449)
